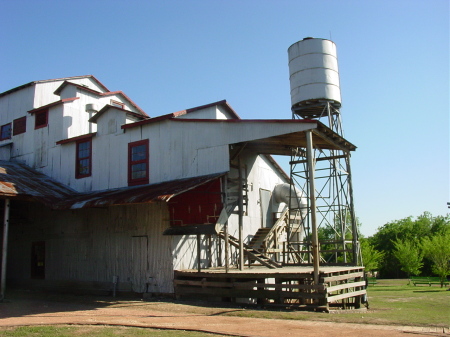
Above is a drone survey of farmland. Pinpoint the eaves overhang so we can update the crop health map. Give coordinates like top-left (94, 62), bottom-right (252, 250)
top-left (54, 81), bottom-right (148, 117)
top-left (89, 105), bottom-right (148, 123)
top-left (28, 97), bottom-right (79, 114)
top-left (0, 161), bottom-right (77, 207)
top-left (0, 160), bottom-right (226, 210)
top-left (0, 75), bottom-right (109, 98)
top-left (237, 121), bottom-right (357, 155)
top-left (53, 172), bottom-right (226, 210)
top-left (168, 118), bottom-right (357, 154)
top-left (121, 100), bottom-right (240, 130)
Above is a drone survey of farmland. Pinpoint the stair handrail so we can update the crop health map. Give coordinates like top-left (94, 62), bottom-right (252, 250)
top-left (262, 207), bottom-right (289, 251)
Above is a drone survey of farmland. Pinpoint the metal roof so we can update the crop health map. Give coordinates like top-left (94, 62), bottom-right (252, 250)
top-left (0, 75), bottom-right (110, 98)
top-left (121, 100), bottom-right (240, 130)
top-left (240, 120), bottom-right (357, 155)
top-left (0, 161), bottom-right (77, 207)
top-left (53, 172), bottom-right (226, 210)
top-left (0, 161), bottom-right (225, 210)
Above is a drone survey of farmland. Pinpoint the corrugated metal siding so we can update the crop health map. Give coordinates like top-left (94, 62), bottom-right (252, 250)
top-left (8, 202), bottom-right (174, 293)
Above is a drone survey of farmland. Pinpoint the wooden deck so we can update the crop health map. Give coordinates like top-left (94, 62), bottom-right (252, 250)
top-left (174, 266), bottom-right (367, 312)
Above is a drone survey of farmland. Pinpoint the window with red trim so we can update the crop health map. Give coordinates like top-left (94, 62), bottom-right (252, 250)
top-left (0, 123), bottom-right (11, 140)
top-left (128, 139), bottom-right (149, 186)
top-left (13, 116), bottom-right (26, 135)
top-left (35, 109), bottom-right (48, 129)
top-left (76, 139), bottom-right (92, 178)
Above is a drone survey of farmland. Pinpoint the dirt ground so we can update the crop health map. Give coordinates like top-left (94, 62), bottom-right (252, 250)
top-left (0, 292), bottom-right (448, 337)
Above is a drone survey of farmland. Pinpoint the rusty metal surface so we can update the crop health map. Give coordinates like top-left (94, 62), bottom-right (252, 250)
top-left (0, 160), bottom-right (76, 207)
top-left (54, 172), bottom-right (226, 209)
top-left (0, 160), bottom-right (225, 210)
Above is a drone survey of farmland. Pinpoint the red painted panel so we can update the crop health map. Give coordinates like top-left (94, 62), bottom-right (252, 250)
top-left (168, 178), bottom-right (223, 226)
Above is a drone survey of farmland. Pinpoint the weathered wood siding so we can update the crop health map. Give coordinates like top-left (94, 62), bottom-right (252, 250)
top-left (8, 201), bottom-right (175, 293)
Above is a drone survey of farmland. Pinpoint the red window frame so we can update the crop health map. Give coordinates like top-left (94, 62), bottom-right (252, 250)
top-left (76, 139), bottom-right (92, 179)
top-left (128, 139), bottom-right (149, 186)
top-left (0, 123), bottom-right (11, 141)
top-left (34, 109), bottom-right (48, 129)
top-left (13, 116), bottom-right (26, 135)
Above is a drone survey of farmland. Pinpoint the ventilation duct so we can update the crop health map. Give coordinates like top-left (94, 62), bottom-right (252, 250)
top-left (273, 183), bottom-right (307, 213)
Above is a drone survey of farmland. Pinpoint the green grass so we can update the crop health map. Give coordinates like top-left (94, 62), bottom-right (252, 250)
top-left (2, 279), bottom-right (449, 337)
top-left (0, 326), bottom-right (222, 337)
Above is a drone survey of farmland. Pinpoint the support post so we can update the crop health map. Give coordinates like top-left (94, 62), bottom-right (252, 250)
top-left (306, 131), bottom-right (320, 285)
top-left (346, 155), bottom-right (360, 265)
top-left (1, 198), bottom-right (10, 301)
top-left (224, 222), bottom-right (229, 273)
top-left (238, 156), bottom-right (244, 270)
top-left (196, 234), bottom-right (201, 273)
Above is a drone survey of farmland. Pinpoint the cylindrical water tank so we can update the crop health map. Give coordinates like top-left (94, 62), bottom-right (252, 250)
top-left (288, 37), bottom-right (341, 110)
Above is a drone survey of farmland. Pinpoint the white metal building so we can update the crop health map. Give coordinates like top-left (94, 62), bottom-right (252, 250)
top-left (0, 75), bottom-right (361, 307)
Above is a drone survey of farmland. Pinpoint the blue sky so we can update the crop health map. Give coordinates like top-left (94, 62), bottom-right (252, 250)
top-left (1, 0), bottom-right (448, 236)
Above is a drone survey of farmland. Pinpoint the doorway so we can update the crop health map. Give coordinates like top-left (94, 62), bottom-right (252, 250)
top-left (31, 241), bottom-right (45, 279)
top-left (131, 236), bottom-right (148, 293)
top-left (259, 189), bottom-right (273, 228)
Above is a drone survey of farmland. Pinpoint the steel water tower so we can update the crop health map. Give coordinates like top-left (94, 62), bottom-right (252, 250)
top-left (287, 37), bottom-right (360, 266)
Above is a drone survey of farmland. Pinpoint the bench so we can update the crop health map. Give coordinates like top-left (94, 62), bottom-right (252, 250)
top-left (410, 276), bottom-right (449, 286)
top-left (366, 277), bottom-right (377, 286)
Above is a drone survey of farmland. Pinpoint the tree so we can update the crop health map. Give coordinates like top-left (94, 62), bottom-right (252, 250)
top-left (421, 230), bottom-right (450, 287)
top-left (369, 212), bottom-right (450, 278)
top-left (360, 238), bottom-right (384, 273)
top-left (392, 238), bottom-right (423, 278)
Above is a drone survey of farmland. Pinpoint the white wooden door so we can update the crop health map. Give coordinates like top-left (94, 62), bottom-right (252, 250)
top-left (260, 189), bottom-right (272, 228)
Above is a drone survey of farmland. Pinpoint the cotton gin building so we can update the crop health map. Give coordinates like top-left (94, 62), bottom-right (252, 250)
top-left (0, 41), bottom-right (365, 311)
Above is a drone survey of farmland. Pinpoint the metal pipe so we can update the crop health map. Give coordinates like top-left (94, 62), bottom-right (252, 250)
top-left (306, 131), bottom-right (320, 285)
top-left (1, 198), bottom-right (10, 301)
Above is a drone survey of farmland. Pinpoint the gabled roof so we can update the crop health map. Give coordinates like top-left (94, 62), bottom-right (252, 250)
top-left (0, 75), bottom-right (109, 98)
top-left (54, 81), bottom-right (148, 117)
top-left (121, 100), bottom-right (239, 130)
top-left (89, 104), bottom-right (148, 123)
top-left (56, 132), bottom-right (96, 145)
top-left (27, 97), bottom-right (79, 114)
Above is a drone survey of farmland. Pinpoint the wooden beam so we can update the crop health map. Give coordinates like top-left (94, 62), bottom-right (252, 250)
top-left (322, 271), bottom-right (365, 283)
top-left (326, 281), bottom-right (366, 293)
top-left (327, 289), bottom-right (366, 303)
top-left (290, 154), bottom-right (348, 165)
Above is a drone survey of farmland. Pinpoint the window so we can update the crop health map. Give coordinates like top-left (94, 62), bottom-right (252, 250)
top-left (128, 139), bottom-right (149, 186)
top-left (76, 139), bottom-right (92, 178)
top-left (0, 123), bottom-right (11, 140)
top-left (13, 116), bottom-right (26, 135)
top-left (35, 109), bottom-right (48, 129)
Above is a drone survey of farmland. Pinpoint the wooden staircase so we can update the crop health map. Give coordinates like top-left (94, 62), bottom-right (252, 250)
top-left (249, 228), bottom-right (271, 250)
top-left (217, 232), bottom-right (282, 269)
